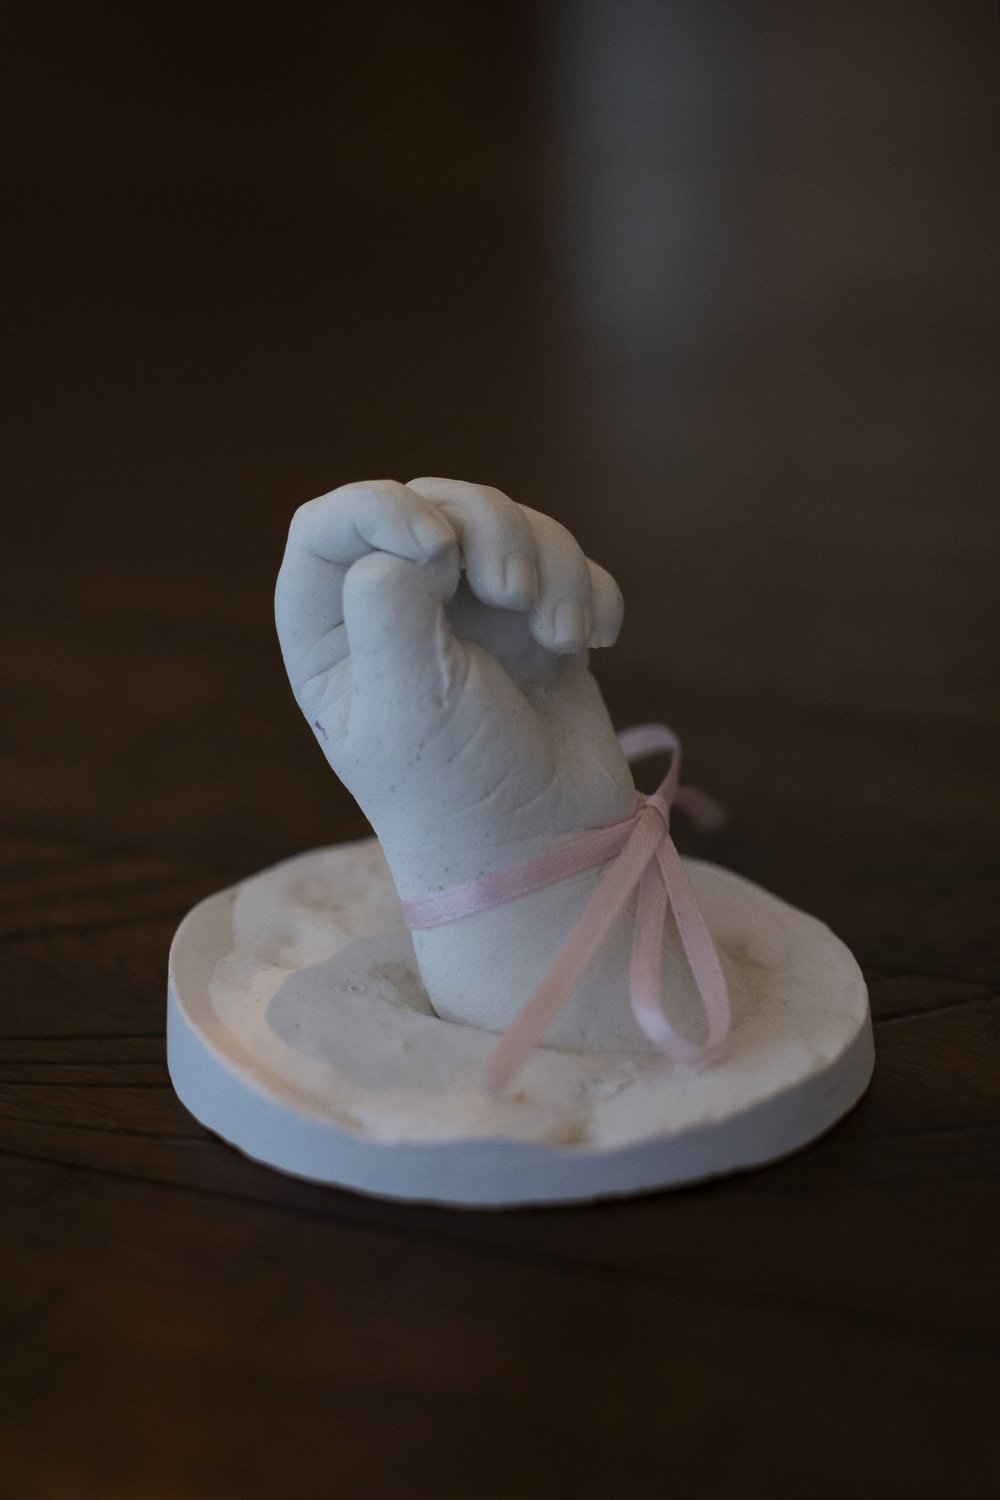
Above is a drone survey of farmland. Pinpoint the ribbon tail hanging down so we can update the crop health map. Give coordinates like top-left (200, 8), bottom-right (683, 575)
top-left (484, 730), bottom-right (732, 1097)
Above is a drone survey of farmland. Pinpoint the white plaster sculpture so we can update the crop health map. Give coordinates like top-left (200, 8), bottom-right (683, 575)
top-left (166, 478), bottom-right (874, 1206)
top-left (276, 477), bottom-right (671, 1056)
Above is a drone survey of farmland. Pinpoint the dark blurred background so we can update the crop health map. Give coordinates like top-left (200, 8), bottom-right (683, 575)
top-left (3, 0), bottom-right (997, 970)
top-left (3, 8), bottom-right (999, 1498)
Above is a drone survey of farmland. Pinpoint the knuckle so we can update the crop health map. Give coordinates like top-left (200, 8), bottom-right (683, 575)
top-left (473, 488), bottom-right (534, 549)
top-left (334, 478), bottom-right (408, 509)
top-left (288, 497), bottom-right (320, 536)
top-left (473, 483), bottom-right (515, 510)
top-left (480, 485), bottom-right (522, 520)
top-left (438, 481), bottom-right (523, 527)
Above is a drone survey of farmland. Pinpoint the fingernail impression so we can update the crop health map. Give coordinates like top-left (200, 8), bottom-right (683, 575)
top-left (502, 555), bottom-right (537, 601)
top-left (552, 599), bottom-right (588, 648)
top-left (410, 514), bottom-right (453, 554)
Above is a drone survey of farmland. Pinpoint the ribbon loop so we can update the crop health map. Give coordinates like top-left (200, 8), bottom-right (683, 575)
top-left (642, 791), bottom-right (672, 831)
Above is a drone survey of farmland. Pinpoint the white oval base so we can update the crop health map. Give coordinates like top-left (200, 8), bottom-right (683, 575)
top-left (167, 839), bottom-right (874, 1208)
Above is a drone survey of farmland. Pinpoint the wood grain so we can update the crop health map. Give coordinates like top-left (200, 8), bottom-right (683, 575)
top-left (1, 3), bottom-right (997, 1497)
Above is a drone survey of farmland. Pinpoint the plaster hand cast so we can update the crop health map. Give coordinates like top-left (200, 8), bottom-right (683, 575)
top-left (275, 478), bottom-right (721, 1060)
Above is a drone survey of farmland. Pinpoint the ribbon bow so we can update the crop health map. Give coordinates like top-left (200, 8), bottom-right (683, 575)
top-left (400, 724), bottom-right (731, 1096)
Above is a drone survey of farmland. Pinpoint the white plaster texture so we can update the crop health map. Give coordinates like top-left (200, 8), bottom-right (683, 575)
top-left (166, 839), bottom-right (873, 1205)
top-left (275, 478), bottom-right (696, 1052)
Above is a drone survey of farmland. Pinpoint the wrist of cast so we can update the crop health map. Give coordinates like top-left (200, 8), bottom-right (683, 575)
top-left (409, 857), bottom-right (651, 1051)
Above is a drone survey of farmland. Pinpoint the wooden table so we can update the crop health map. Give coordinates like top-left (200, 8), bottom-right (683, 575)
top-left (2, 5), bottom-right (996, 1496)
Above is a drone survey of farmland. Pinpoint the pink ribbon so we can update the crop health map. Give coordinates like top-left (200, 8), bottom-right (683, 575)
top-left (400, 724), bottom-right (731, 1096)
